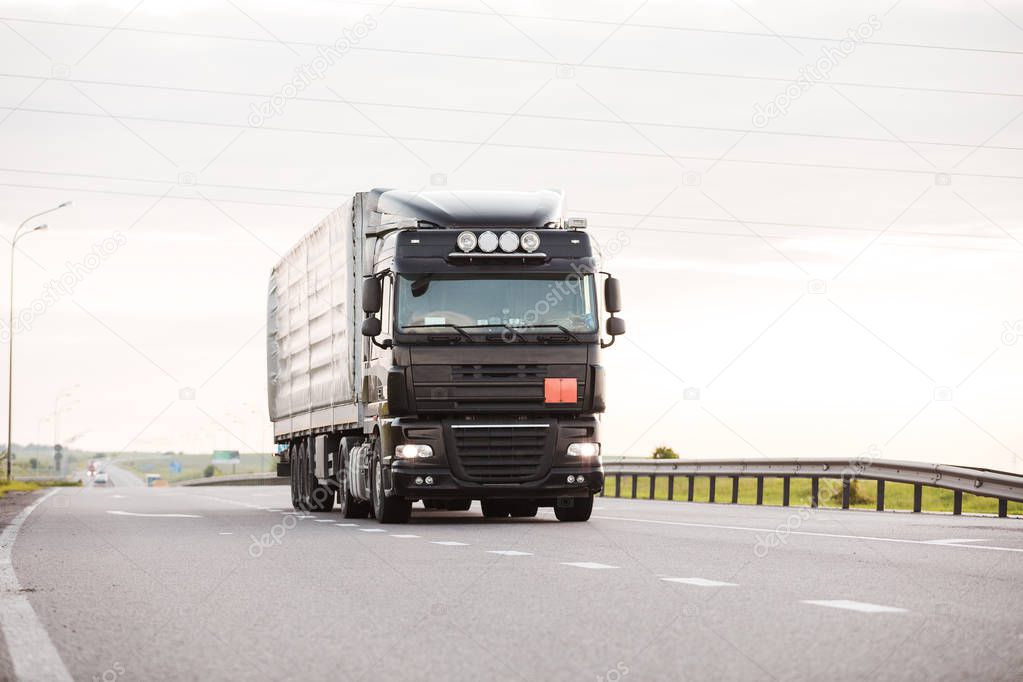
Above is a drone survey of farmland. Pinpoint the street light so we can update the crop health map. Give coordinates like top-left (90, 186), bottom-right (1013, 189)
top-left (5, 201), bottom-right (71, 481)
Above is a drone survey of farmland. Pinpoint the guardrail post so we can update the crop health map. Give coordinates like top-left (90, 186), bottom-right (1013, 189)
top-left (953, 490), bottom-right (962, 515)
top-left (876, 480), bottom-right (885, 511)
top-left (999, 498), bottom-right (1008, 518)
top-left (614, 474), bottom-right (621, 498)
top-left (667, 475), bottom-right (675, 501)
top-left (756, 476), bottom-right (764, 505)
top-left (782, 477), bottom-right (791, 507)
top-left (841, 478), bottom-right (851, 510)
top-left (708, 476), bottom-right (716, 503)
top-left (649, 474), bottom-right (657, 500)
top-left (913, 484), bottom-right (922, 513)
top-left (810, 477), bottom-right (819, 508)
top-left (687, 476), bottom-right (694, 502)
top-left (731, 477), bottom-right (739, 504)
top-left (631, 475), bottom-right (638, 499)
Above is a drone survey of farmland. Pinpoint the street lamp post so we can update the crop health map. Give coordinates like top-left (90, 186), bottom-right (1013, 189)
top-left (5, 201), bottom-right (71, 481)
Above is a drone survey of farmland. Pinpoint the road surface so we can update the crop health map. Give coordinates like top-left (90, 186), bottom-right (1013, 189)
top-left (4, 485), bottom-right (1021, 680)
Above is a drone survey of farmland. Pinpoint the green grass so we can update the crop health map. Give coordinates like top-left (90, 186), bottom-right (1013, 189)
top-left (0, 479), bottom-right (80, 498)
top-left (602, 474), bottom-right (1023, 516)
top-left (114, 452), bottom-right (274, 483)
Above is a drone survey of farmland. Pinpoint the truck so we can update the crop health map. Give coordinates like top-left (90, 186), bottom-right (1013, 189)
top-left (266, 188), bottom-right (625, 523)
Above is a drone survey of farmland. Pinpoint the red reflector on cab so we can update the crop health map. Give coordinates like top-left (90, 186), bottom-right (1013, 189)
top-left (544, 378), bottom-right (578, 403)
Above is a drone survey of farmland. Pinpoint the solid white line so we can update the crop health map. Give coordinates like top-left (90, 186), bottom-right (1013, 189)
top-left (0, 489), bottom-right (74, 682)
top-left (561, 562), bottom-right (618, 570)
top-left (922, 538), bottom-right (986, 545)
top-left (431, 541), bottom-right (469, 546)
top-left (487, 550), bottom-right (532, 556)
top-left (661, 577), bottom-right (737, 587)
top-left (390, 534), bottom-right (420, 538)
top-left (591, 514), bottom-right (1023, 553)
top-left (803, 600), bottom-right (906, 614)
top-left (106, 510), bottom-right (201, 518)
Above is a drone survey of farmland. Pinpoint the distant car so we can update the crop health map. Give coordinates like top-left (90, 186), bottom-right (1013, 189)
top-left (94, 472), bottom-right (109, 485)
top-left (145, 474), bottom-right (162, 487)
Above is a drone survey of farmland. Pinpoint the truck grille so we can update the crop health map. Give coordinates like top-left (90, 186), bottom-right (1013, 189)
top-left (413, 364), bottom-right (584, 412)
top-left (449, 424), bottom-right (550, 483)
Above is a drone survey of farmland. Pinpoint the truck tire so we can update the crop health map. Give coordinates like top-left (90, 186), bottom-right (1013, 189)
top-left (371, 449), bottom-right (411, 524)
top-left (481, 499), bottom-right (511, 518)
top-left (554, 494), bottom-right (594, 522)
top-left (509, 501), bottom-right (538, 518)
top-left (308, 481), bottom-right (335, 512)
top-left (289, 445), bottom-right (301, 510)
top-left (338, 458), bottom-right (370, 519)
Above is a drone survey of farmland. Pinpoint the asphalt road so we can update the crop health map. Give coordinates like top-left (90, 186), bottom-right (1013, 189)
top-left (4, 485), bottom-right (1022, 681)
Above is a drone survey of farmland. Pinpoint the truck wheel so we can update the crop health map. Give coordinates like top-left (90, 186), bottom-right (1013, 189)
top-left (371, 452), bottom-right (411, 524)
top-left (308, 481), bottom-right (335, 512)
top-left (296, 443), bottom-right (311, 511)
top-left (481, 499), bottom-right (511, 518)
top-left (509, 501), bottom-right (538, 518)
top-left (338, 460), bottom-right (369, 519)
top-left (554, 494), bottom-right (594, 522)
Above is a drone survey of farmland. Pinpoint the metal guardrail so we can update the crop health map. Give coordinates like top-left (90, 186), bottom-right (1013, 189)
top-left (601, 458), bottom-right (1023, 517)
top-left (178, 472), bottom-right (286, 487)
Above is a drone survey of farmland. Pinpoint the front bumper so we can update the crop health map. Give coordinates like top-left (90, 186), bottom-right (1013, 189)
top-left (390, 462), bottom-right (603, 499)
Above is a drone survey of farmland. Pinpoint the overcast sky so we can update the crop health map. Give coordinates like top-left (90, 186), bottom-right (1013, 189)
top-left (1, 0), bottom-right (1021, 472)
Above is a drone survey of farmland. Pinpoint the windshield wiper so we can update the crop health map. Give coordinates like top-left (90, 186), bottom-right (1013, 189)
top-left (455, 323), bottom-right (528, 343)
top-left (508, 324), bottom-right (583, 343)
top-left (400, 323), bottom-right (474, 342)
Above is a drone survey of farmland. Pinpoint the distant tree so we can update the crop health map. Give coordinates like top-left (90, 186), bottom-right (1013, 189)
top-left (203, 464), bottom-right (216, 478)
top-left (652, 445), bottom-right (680, 459)
top-left (29, 457), bottom-right (39, 470)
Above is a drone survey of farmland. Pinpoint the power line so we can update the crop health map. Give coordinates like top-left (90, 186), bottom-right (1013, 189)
top-left (2, 73), bottom-right (1019, 153)
top-left (1, 16), bottom-right (1020, 98)
top-left (0, 181), bottom-right (333, 209)
top-left (4, 105), bottom-right (1022, 182)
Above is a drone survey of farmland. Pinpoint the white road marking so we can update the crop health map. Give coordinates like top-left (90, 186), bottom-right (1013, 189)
top-left (107, 510), bottom-right (201, 518)
top-left (661, 577), bottom-right (737, 587)
top-left (487, 550), bottom-right (533, 556)
top-left (592, 514), bottom-right (1023, 553)
top-left (359, 528), bottom-right (387, 533)
top-left (923, 538), bottom-right (986, 545)
top-left (315, 519), bottom-right (334, 523)
top-left (266, 509), bottom-right (282, 512)
top-left (431, 541), bottom-right (469, 546)
top-left (335, 523), bottom-right (359, 527)
top-left (0, 489), bottom-right (74, 682)
top-left (803, 600), bottom-right (906, 614)
top-left (111, 494), bottom-right (125, 499)
top-left (218, 532), bottom-right (233, 535)
top-left (562, 562), bottom-right (619, 570)
top-left (390, 534), bottom-right (420, 538)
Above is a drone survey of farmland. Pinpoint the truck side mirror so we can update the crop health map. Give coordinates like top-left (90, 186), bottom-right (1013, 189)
top-left (362, 277), bottom-right (382, 314)
top-left (604, 277), bottom-right (622, 313)
top-left (361, 316), bottom-right (381, 337)
top-left (606, 317), bottom-right (626, 337)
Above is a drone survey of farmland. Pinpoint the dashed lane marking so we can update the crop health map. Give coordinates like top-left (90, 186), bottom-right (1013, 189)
top-left (335, 523), bottom-right (359, 527)
top-left (359, 529), bottom-right (387, 533)
top-left (107, 510), bottom-right (202, 518)
top-left (487, 550), bottom-right (533, 556)
top-left (390, 534), bottom-right (420, 538)
top-left (431, 541), bottom-right (469, 546)
top-left (562, 562), bottom-right (619, 570)
top-left (661, 577), bottom-right (737, 587)
top-left (803, 600), bottom-right (906, 614)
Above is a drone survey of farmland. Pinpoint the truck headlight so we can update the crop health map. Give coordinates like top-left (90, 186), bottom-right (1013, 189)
top-left (456, 231), bottom-right (477, 252)
top-left (567, 443), bottom-right (599, 458)
top-left (499, 231), bottom-right (519, 253)
top-left (395, 444), bottom-right (433, 459)
top-left (478, 231), bottom-right (498, 253)
top-left (520, 231), bottom-right (540, 253)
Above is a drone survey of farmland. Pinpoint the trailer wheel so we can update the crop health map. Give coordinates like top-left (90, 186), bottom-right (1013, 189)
top-left (338, 458), bottom-right (370, 519)
top-left (289, 445), bottom-right (301, 510)
top-left (371, 449), bottom-right (411, 524)
top-left (554, 494), bottom-right (593, 522)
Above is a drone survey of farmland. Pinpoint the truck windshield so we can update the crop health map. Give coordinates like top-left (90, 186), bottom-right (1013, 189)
top-left (396, 274), bottom-right (598, 334)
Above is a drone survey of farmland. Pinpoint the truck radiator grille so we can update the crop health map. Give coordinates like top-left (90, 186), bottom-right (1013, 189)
top-left (413, 364), bottom-right (584, 412)
top-left (450, 425), bottom-right (549, 483)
